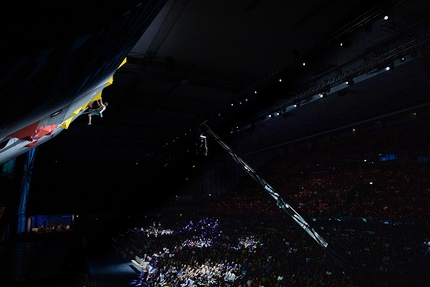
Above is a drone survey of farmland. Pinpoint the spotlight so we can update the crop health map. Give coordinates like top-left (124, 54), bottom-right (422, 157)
top-left (386, 63), bottom-right (394, 70)
top-left (346, 79), bottom-right (354, 85)
top-left (339, 38), bottom-right (351, 48)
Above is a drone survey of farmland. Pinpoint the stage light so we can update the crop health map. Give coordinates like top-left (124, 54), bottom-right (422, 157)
top-left (346, 79), bottom-right (354, 85)
top-left (319, 91), bottom-right (327, 98)
top-left (339, 38), bottom-right (351, 48)
top-left (385, 63), bottom-right (394, 71)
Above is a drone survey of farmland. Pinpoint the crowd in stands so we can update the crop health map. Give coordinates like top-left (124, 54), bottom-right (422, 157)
top-left (107, 156), bottom-right (430, 286)
top-left (82, 122), bottom-right (430, 287)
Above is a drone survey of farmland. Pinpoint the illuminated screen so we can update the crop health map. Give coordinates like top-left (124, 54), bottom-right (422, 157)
top-left (379, 153), bottom-right (397, 162)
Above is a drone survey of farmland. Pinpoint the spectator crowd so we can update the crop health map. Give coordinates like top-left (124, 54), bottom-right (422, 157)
top-left (84, 123), bottom-right (430, 287)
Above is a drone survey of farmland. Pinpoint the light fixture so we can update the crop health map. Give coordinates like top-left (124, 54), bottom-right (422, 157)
top-left (346, 79), bottom-right (354, 85)
top-left (339, 38), bottom-right (351, 48)
top-left (319, 86), bottom-right (330, 97)
top-left (384, 63), bottom-right (394, 71)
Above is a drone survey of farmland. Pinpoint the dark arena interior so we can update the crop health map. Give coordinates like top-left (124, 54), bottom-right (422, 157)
top-left (1, 1), bottom-right (430, 286)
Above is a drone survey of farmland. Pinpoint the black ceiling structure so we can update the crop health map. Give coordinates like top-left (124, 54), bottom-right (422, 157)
top-left (2, 0), bottom-right (430, 170)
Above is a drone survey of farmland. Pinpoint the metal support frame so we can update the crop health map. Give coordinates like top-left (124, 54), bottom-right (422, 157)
top-left (199, 122), bottom-right (369, 286)
top-left (16, 148), bottom-right (37, 234)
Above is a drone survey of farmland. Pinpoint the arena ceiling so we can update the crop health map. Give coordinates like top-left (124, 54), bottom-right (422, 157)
top-left (3, 0), bottom-right (430, 167)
